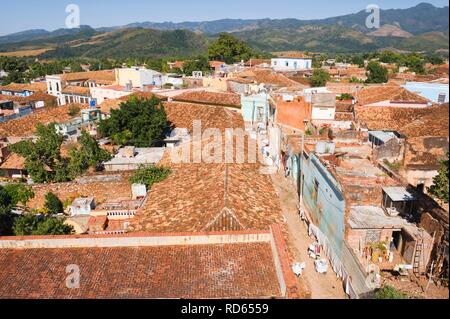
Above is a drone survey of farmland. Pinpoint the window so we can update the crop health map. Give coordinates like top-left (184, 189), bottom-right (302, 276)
top-left (285, 61), bottom-right (289, 67)
top-left (294, 61), bottom-right (298, 69)
top-left (56, 82), bottom-right (60, 92)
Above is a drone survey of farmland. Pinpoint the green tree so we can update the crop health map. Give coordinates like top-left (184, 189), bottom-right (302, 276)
top-left (2, 184), bottom-right (35, 206)
top-left (44, 192), bottom-right (64, 215)
top-left (310, 69), bottom-right (330, 87)
top-left (98, 97), bottom-right (169, 147)
top-left (182, 56), bottom-right (210, 76)
top-left (12, 214), bottom-right (40, 236)
top-left (366, 61), bottom-right (388, 83)
top-left (0, 186), bottom-right (14, 235)
top-left (34, 217), bottom-right (74, 235)
top-left (428, 153), bottom-right (449, 203)
top-left (208, 33), bottom-right (253, 64)
top-left (67, 130), bottom-right (112, 178)
top-left (401, 53), bottom-right (425, 74)
top-left (9, 123), bottom-right (66, 183)
top-left (425, 54), bottom-right (444, 65)
top-left (13, 214), bottom-right (73, 236)
top-left (130, 165), bottom-right (171, 189)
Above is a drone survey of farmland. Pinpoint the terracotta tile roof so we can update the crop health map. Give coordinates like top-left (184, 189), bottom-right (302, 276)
top-left (0, 153), bottom-right (25, 170)
top-left (127, 100), bottom-right (283, 233)
top-left (164, 101), bottom-right (244, 133)
top-left (61, 86), bottom-right (91, 96)
top-left (60, 70), bottom-right (116, 85)
top-left (399, 103), bottom-right (449, 138)
top-left (275, 52), bottom-right (312, 59)
top-left (129, 163), bottom-right (283, 233)
top-left (357, 84), bottom-right (429, 106)
top-left (98, 98), bottom-right (121, 114)
top-left (0, 242), bottom-right (282, 298)
top-left (173, 90), bottom-right (241, 107)
top-left (0, 104), bottom-right (82, 137)
top-left (209, 60), bottom-right (225, 68)
top-left (27, 173), bottom-right (132, 210)
top-left (245, 59), bottom-right (271, 67)
top-left (252, 70), bottom-right (300, 87)
top-left (0, 93), bottom-right (57, 106)
top-left (326, 83), bottom-right (362, 95)
top-left (235, 69), bottom-right (299, 87)
top-left (0, 82), bottom-right (47, 93)
top-left (355, 104), bottom-right (436, 132)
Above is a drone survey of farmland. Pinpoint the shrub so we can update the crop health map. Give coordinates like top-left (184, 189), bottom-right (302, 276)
top-left (44, 192), bottom-right (64, 215)
top-left (130, 165), bottom-right (171, 189)
top-left (375, 285), bottom-right (410, 299)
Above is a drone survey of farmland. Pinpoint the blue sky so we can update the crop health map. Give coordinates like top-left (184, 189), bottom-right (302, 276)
top-left (0, 0), bottom-right (448, 35)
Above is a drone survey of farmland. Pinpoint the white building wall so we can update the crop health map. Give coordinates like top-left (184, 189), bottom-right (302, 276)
top-left (90, 87), bottom-right (132, 104)
top-left (271, 58), bottom-right (312, 71)
top-left (311, 107), bottom-right (336, 121)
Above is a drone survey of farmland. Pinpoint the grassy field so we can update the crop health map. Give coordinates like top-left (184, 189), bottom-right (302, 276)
top-left (0, 48), bottom-right (51, 57)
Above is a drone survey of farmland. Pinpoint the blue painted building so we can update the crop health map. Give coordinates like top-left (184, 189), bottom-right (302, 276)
top-left (300, 151), bottom-right (346, 255)
top-left (240, 94), bottom-right (270, 123)
top-left (402, 82), bottom-right (449, 104)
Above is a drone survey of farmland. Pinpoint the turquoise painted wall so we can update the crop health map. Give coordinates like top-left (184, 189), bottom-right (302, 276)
top-left (241, 94), bottom-right (269, 122)
top-left (301, 152), bottom-right (346, 255)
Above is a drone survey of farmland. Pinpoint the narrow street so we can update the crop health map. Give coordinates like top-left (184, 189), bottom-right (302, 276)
top-left (271, 172), bottom-right (348, 299)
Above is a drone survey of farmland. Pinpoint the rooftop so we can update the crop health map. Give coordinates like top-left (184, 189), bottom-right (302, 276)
top-left (173, 90), bottom-right (241, 107)
top-left (129, 163), bottom-right (284, 233)
top-left (0, 82), bottom-right (47, 93)
top-left (0, 226), bottom-right (300, 299)
top-left (0, 103), bottom-right (82, 137)
top-left (27, 173), bottom-right (133, 210)
top-left (104, 147), bottom-right (165, 166)
top-left (364, 100), bottom-right (429, 108)
top-left (349, 206), bottom-right (411, 229)
top-left (357, 84), bottom-right (429, 106)
top-left (383, 186), bottom-right (416, 202)
top-left (57, 70), bottom-right (116, 85)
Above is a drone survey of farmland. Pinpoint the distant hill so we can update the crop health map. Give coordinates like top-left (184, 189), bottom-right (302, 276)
top-left (38, 28), bottom-right (209, 59)
top-left (0, 3), bottom-right (447, 57)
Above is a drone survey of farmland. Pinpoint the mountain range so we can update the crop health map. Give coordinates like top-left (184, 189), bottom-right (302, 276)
top-left (0, 3), bottom-right (448, 58)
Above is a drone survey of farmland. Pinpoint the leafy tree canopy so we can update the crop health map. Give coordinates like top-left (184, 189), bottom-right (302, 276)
top-left (13, 214), bottom-right (73, 236)
top-left (44, 192), bottom-right (64, 215)
top-left (130, 165), bottom-right (171, 189)
top-left (310, 69), bottom-right (330, 87)
top-left (428, 153), bottom-right (449, 203)
top-left (366, 61), bottom-right (388, 83)
top-left (2, 184), bottom-right (35, 207)
top-left (208, 33), bottom-right (254, 64)
top-left (98, 97), bottom-right (169, 147)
